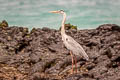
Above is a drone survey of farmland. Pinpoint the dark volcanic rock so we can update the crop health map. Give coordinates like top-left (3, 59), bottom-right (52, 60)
top-left (0, 24), bottom-right (120, 80)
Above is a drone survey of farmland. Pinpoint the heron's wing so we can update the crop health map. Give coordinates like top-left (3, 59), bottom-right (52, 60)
top-left (65, 36), bottom-right (89, 60)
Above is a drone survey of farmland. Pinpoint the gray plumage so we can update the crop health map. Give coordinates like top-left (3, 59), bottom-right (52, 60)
top-left (62, 33), bottom-right (89, 60)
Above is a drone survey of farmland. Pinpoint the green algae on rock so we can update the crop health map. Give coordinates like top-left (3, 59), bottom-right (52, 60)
top-left (0, 20), bottom-right (8, 28)
top-left (65, 23), bottom-right (77, 30)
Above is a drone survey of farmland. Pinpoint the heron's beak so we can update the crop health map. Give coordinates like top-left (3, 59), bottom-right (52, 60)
top-left (49, 11), bottom-right (59, 13)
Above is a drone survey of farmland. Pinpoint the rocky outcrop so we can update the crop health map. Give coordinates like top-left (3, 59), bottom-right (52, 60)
top-left (0, 24), bottom-right (120, 80)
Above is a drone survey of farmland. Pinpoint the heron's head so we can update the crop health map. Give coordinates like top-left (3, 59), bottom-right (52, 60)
top-left (49, 10), bottom-right (65, 14)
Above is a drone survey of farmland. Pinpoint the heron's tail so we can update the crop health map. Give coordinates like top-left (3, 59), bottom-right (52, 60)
top-left (82, 51), bottom-right (89, 61)
top-left (79, 46), bottom-right (89, 61)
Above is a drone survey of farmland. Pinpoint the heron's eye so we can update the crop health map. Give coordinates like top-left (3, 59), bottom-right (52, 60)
top-left (66, 38), bottom-right (68, 41)
top-left (60, 10), bottom-right (64, 12)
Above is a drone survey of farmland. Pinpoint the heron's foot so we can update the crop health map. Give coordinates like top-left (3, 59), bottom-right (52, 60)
top-left (68, 68), bottom-right (78, 74)
top-left (67, 68), bottom-right (74, 74)
top-left (79, 66), bottom-right (88, 73)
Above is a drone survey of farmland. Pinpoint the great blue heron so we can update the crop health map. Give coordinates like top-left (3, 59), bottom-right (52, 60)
top-left (49, 10), bottom-right (89, 73)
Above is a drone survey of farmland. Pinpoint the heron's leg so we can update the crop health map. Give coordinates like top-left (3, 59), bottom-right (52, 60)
top-left (70, 51), bottom-right (74, 74)
top-left (74, 55), bottom-right (77, 73)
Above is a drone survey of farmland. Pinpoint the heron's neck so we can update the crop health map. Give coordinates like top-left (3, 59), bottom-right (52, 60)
top-left (61, 13), bottom-right (66, 35)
